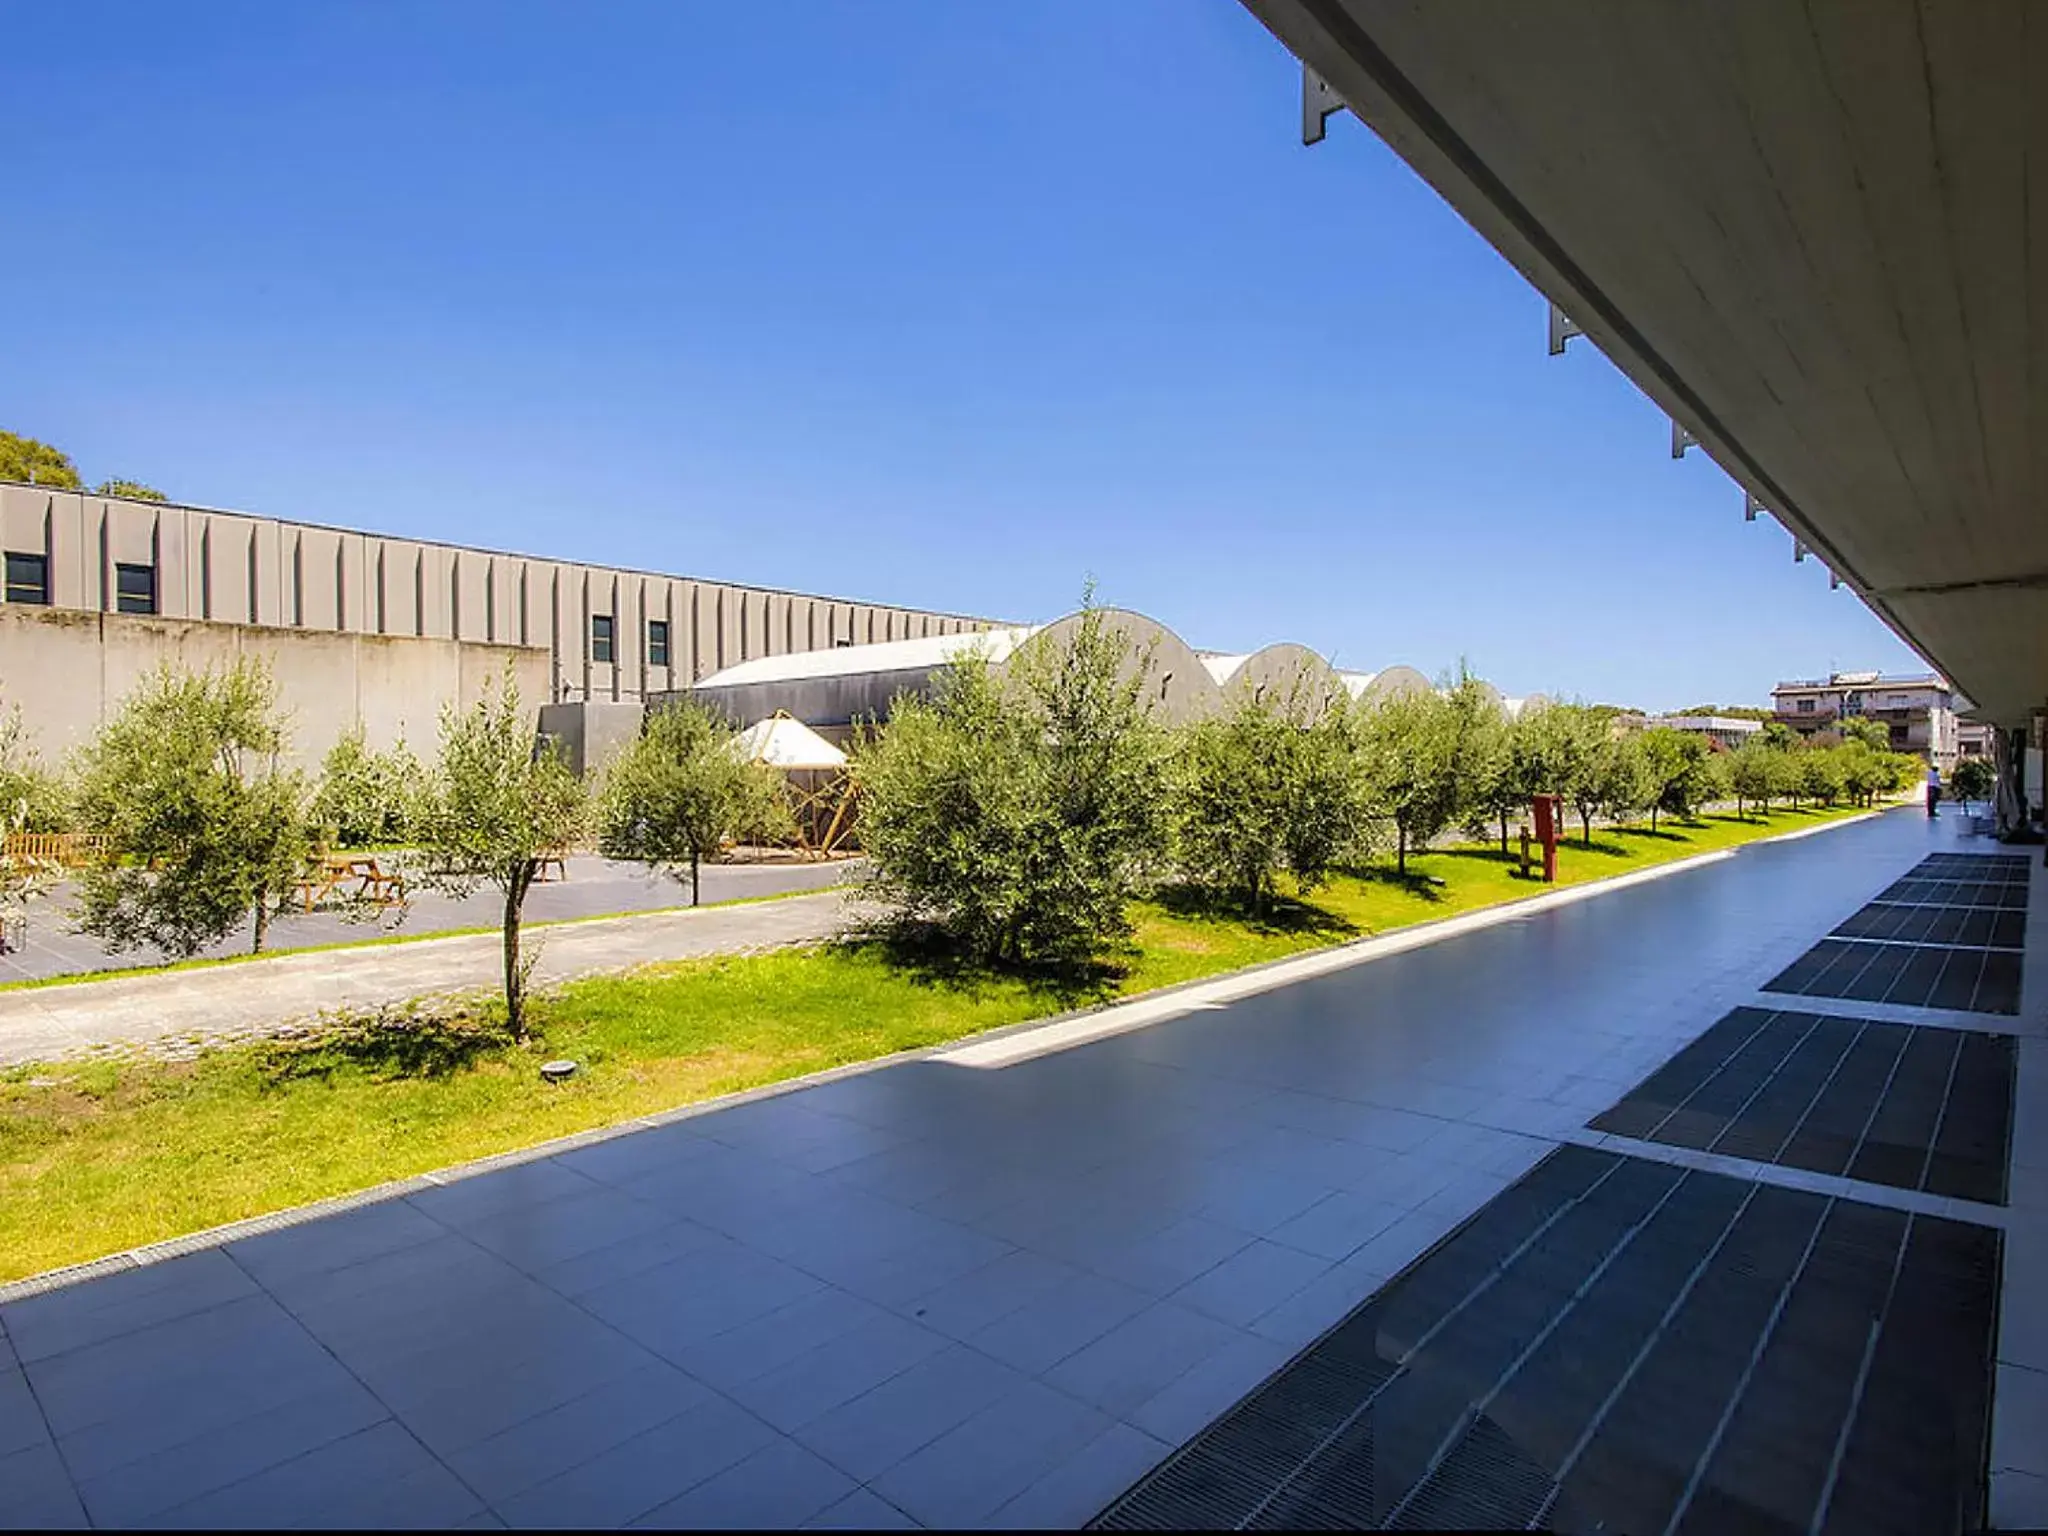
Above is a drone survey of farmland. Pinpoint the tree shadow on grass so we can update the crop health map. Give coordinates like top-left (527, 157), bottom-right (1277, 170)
top-left (834, 917), bottom-right (1124, 1011)
top-left (1149, 883), bottom-right (1359, 939)
top-left (1339, 862), bottom-right (1456, 901)
top-left (260, 1001), bottom-right (520, 1086)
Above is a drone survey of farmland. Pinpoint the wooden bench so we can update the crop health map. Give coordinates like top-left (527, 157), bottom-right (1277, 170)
top-left (294, 854), bottom-right (408, 912)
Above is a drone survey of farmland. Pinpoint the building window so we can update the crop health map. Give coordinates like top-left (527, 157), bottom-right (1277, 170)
top-left (3, 552), bottom-right (48, 605)
top-left (591, 614), bottom-right (615, 663)
top-left (647, 619), bottom-right (670, 668)
top-left (1796, 698), bottom-right (1815, 713)
top-left (115, 562), bottom-right (157, 615)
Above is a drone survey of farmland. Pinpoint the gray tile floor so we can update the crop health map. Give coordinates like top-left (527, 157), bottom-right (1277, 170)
top-left (1, 809), bottom-right (2039, 1529)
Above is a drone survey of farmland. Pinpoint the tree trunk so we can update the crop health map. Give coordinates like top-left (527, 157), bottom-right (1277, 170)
top-left (252, 895), bottom-right (269, 955)
top-left (1581, 809), bottom-right (1592, 847)
top-left (1396, 824), bottom-right (1408, 876)
top-left (1650, 801), bottom-right (1660, 832)
top-left (1498, 809), bottom-right (1509, 855)
top-left (503, 866), bottom-right (532, 1042)
top-left (690, 850), bottom-right (701, 907)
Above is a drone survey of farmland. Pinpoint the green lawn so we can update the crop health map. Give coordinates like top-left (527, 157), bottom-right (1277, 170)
top-left (0, 804), bottom-right (1873, 1282)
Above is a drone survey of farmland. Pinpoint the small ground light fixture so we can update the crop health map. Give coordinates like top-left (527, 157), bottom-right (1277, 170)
top-left (541, 1059), bottom-right (579, 1083)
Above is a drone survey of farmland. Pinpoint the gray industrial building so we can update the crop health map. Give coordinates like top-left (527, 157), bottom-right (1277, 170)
top-left (0, 479), bottom-right (990, 766)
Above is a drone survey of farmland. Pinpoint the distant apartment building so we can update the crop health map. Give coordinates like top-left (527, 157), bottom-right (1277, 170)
top-left (1770, 671), bottom-right (1960, 768)
top-left (1957, 720), bottom-right (1996, 758)
top-left (1646, 714), bottom-right (1763, 751)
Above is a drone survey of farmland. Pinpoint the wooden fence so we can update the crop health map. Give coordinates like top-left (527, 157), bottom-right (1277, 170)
top-left (3, 832), bottom-right (112, 869)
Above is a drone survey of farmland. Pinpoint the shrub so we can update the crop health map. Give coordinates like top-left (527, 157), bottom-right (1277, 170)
top-left (854, 605), bottom-right (1169, 972)
top-left (1951, 755), bottom-right (1995, 808)
top-left (311, 726), bottom-right (420, 848)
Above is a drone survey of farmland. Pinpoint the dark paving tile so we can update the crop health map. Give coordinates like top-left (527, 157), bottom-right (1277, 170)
top-left (577, 1245), bottom-right (829, 1364)
top-left (721, 1310), bottom-right (951, 1433)
top-left (142, 1421), bottom-right (480, 1530)
top-left (442, 1361), bottom-right (711, 1505)
top-left (406, 1161), bottom-right (606, 1231)
top-left (0, 1371), bottom-right (49, 1462)
top-left (367, 1311), bottom-right (658, 1453)
top-left (664, 1285), bottom-right (891, 1392)
top-left (225, 1200), bottom-right (449, 1289)
top-left (493, 1394), bottom-right (777, 1529)
top-left (1126, 1331), bottom-right (1296, 1447)
top-left (868, 1378), bottom-right (1115, 1528)
top-left (1267, 1191), bottom-right (1409, 1262)
top-left (0, 1442), bottom-right (89, 1529)
top-left (894, 1248), bottom-right (1083, 1341)
top-left (0, 1251), bottom-right (260, 1365)
top-left (1041, 1301), bottom-right (1244, 1418)
top-left (454, 1186), bottom-right (679, 1274)
top-left (967, 1271), bottom-right (1155, 1376)
top-left (631, 1439), bottom-right (857, 1530)
top-left (792, 1343), bottom-right (1028, 1481)
top-left (550, 1124), bottom-right (722, 1188)
top-left (1168, 1240), bottom-right (1333, 1329)
top-left (1082, 1215), bottom-right (1255, 1296)
top-left (986, 1421), bottom-right (1172, 1530)
top-left (799, 1487), bottom-right (922, 1530)
top-left (28, 1294), bottom-right (347, 1449)
top-left (523, 1218), bottom-right (729, 1299)
top-left (73, 1378), bottom-right (388, 1527)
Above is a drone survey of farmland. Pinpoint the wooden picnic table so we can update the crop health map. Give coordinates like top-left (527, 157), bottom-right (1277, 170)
top-left (294, 853), bottom-right (407, 912)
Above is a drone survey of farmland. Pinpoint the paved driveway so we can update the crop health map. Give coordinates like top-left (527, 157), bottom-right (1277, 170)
top-left (0, 809), bottom-right (2037, 1529)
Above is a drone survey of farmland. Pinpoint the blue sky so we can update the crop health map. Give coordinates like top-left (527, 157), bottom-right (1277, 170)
top-left (6, 0), bottom-right (1922, 710)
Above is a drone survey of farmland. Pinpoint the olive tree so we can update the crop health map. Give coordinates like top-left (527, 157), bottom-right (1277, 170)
top-left (1592, 733), bottom-right (1655, 832)
top-left (1726, 740), bottom-right (1778, 818)
top-left (1637, 726), bottom-right (1710, 830)
top-left (73, 659), bottom-right (312, 957)
top-left (410, 667), bottom-right (586, 1039)
top-left (855, 604), bottom-right (1170, 971)
top-left (598, 700), bottom-right (792, 904)
top-left (311, 726), bottom-right (421, 848)
top-left (1171, 683), bottom-right (1369, 911)
top-left (0, 698), bottom-right (69, 833)
top-left (1798, 747), bottom-right (1845, 807)
top-left (1358, 691), bottom-right (1454, 875)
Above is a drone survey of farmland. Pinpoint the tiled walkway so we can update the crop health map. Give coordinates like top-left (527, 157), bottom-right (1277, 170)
top-left (1, 809), bottom-right (2039, 1529)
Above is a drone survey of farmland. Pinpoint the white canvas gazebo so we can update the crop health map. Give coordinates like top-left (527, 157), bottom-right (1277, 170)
top-left (731, 712), bottom-right (857, 855)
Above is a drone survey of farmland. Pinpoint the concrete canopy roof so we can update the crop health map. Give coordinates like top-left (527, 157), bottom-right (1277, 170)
top-left (1242, 0), bottom-right (2048, 725)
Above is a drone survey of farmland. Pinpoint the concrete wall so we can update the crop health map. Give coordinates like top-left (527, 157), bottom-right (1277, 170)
top-left (0, 605), bottom-right (550, 768)
top-left (537, 700), bottom-right (647, 778)
top-left (0, 482), bottom-right (992, 707)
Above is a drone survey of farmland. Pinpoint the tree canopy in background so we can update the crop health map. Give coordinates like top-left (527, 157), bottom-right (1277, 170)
top-left (1, 429), bottom-right (166, 500)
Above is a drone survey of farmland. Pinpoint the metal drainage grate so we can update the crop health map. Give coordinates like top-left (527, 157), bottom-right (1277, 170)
top-left (1589, 1007), bottom-right (2014, 1204)
top-left (1089, 1147), bottom-right (1998, 1534)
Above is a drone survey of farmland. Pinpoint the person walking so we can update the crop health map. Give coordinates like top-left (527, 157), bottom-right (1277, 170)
top-left (1926, 763), bottom-right (1942, 818)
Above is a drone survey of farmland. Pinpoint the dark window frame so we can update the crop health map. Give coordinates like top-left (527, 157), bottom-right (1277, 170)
top-left (115, 561), bottom-right (157, 615)
top-left (4, 551), bottom-right (49, 605)
top-left (591, 613), bottom-right (615, 663)
top-left (647, 619), bottom-right (671, 668)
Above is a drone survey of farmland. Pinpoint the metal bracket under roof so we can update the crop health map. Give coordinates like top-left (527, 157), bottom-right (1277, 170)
top-left (1547, 302), bottom-right (1584, 356)
top-left (1670, 420), bottom-right (1697, 459)
top-left (1302, 64), bottom-right (1347, 145)
top-left (1794, 538), bottom-right (1809, 563)
top-left (1744, 490), bottom-right (1767, 523)
top-left (1831, 568), bottom-right (1843, 590)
